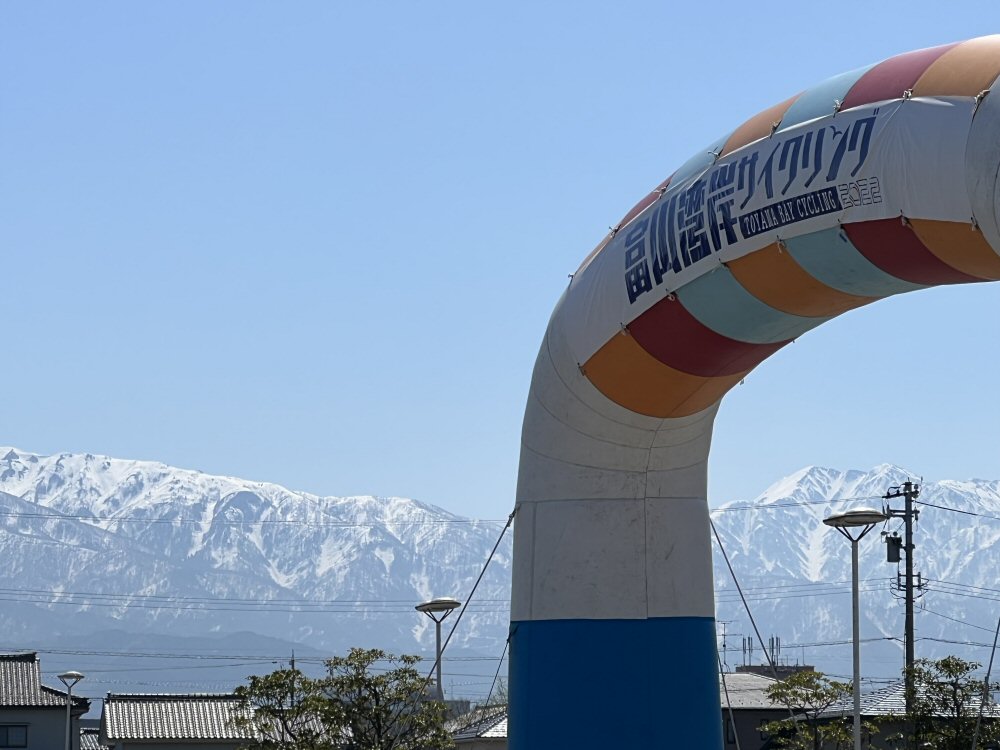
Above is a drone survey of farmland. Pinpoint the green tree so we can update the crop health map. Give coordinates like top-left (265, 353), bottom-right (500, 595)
top-left (234, 648), bottom-right (454, 750)
top-left (234, 668), bottom-right (331, 750)
top-left (762, 670), bottom-right (876, 750)
top-left (907, 655), bottom-right (1000, 750)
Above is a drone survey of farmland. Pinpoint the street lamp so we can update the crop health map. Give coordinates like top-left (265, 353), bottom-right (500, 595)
top-left (416, 597), bottom-right (461, 701)
top-left (824, 507), bottom-right (887, 750)
top-left (57, 671), bottom-right (84, 750)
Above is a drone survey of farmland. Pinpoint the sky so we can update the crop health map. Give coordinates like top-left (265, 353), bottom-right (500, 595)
top-left (3, 2), bottom-right (999, 520)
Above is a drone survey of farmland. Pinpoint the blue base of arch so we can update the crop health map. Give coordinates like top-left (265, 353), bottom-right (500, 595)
top-left (507, 616), bottom-right (723, 749)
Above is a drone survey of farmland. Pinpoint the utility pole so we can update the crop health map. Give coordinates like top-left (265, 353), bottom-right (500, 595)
top-left (884, 480), bottom-right (921, 749)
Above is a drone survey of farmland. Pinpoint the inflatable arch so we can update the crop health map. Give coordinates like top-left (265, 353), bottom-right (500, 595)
top-left (509, 35), bottom-right (1000, 748)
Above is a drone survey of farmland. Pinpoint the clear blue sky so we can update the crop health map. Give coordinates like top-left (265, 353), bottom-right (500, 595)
top-left (3, 2), bottom-right (998, 519)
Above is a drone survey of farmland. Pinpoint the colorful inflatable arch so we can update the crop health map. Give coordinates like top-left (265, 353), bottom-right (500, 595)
top-left (509, 35), bottom-right (1000, 748)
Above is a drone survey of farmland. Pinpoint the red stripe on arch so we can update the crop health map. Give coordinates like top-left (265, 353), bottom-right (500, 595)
top-left (616, 177), bottom-right (671, 231)
top-left (628, 296), bottom-right (788, 377)
top-left (840, 43), bottom-right (958, 110)
top-left (843, 219), bottom-right (981, 286)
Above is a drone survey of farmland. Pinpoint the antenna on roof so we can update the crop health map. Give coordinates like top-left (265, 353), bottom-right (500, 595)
top-left (718, 621), bottom-right (735, 673)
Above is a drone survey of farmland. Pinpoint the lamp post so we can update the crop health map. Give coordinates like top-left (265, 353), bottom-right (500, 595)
top-left (416, 597), bottom-right (461, 701)
top-left (57, 671), bottom-right (84, 750)
top-left (824, 507), bottom-right (887, 750)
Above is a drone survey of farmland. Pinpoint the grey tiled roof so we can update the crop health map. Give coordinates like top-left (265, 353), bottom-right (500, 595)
top-left (0, 652), bottom-right (82, 708)
top-left (449, 705), bottom-right (508, 741)
top-left (102, 693), bottom-right (255, 741)
top-left (820, 680), bottom-right (1000, 719)
top-left (80, 728), bottom-right (101, 750)
top-left (720, 672), bottom-right (786, 710)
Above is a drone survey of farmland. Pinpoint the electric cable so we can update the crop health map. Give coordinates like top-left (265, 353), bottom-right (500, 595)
top-left (385, 506), bottom-right (516, 733)
top-left (484, 638), bottom-right (509, 708)
top-left (971, 611), bottom-right (1000, 750)
top-left (0, 507), bottom-right (504, 527)
top-left (710, 518), bottom-right (798, 726)
top-left (718, 650), bottom-right (742, 750)
top-left (712, 494), bottom-right (884, 514)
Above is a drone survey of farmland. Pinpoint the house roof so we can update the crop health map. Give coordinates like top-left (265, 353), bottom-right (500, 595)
top-left (720, 672), bottom-right (786, 710)
top-left (819, 680), bottom-right (1000, 719)
top-left (0, 652), bottom-right (87, 709)
top-left (80, 728), bottom-right (101, 750)
top-left (102, 693), bottom-right (256, 741)
top-left (449, 704), bottom-right (508, 741)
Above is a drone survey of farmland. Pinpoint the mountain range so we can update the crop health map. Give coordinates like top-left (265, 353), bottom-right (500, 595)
top-left (712, 463), bottom-right (1000, 686)
top-left (0, 447), bottom-right (511, 702)
top-left (1, 447), bottom-right (997, 701)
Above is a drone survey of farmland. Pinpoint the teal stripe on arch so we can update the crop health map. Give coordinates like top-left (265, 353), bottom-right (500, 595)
top-left (675, 266), bottom-right (829, 344)
top-left (670, 132), bottom-right (733, 185)
top-left (778, 64), bottom-right (876, 131)
top-left (784, 227), bottom-right (927, 297)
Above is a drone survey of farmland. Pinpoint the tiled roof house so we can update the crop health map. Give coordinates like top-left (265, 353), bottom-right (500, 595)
top-left (449, 704), bottom-right (507, 749)
top-left (100, 694), bottom-right (255, 750)
top-left (820, 679), bottom-right (1000, 719)
top-left (0, 652), bottom-right (90, 750)
top-left (814, 679), bottom-right (1000, 747)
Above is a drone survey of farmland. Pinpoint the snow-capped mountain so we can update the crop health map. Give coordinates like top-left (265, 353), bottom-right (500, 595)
top-left (711, 464), bottom-right (1000, 684)
top-left (0, 447), bottom-right (511, 660)
top-left (0, 447), bottom-right (995, 696)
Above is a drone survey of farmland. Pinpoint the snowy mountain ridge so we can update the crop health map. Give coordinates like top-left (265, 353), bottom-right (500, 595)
top-left (0, 446), bottom-right (511, 658)
top-left (0, 446), bottom-right (996, 688)
top-left (711, 463), bottom-right (1000, 681)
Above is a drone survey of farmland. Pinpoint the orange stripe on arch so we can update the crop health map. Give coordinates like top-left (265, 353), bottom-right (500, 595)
top-left (725, 242), bottom-right (875, 317)
top-left (582, 333), bottom-right (747, 419)
top-left (909, 219), bottom-right (1000, 281)
top-left (719, 95), bottom-right (799, 157)
top-left (912, 35), bottom-right (1000, 97)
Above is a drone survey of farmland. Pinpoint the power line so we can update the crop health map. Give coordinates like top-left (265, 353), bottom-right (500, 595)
top-left (914, 500), bottom-right (1000, 522)
top-left (712, 494), bottom-right (884, 514)
top-left (0, 508), bottom-right (506, 528)
top-left (917, 605), bottom-right (997, 634)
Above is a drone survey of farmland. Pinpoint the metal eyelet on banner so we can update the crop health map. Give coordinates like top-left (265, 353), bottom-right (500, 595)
top-left (974, 89), bottom-right (990, 114)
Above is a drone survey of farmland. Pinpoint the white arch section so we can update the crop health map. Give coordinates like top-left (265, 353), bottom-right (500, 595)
top-left (508, 37), bottom-right (1000, 749)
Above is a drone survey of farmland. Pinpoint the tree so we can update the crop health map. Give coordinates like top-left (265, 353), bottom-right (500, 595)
top-left (234, 648), bottom-right (454, 750)
top-left (761, 670), bottom-right (876, 750)
top-left (233, 668), bottom-right (331, 750)
top-left (906, 655), bottom-right (1000, 750)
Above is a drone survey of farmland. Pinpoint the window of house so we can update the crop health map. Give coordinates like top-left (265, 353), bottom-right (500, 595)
top-left (0, 726), bottom-right (27, 748)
